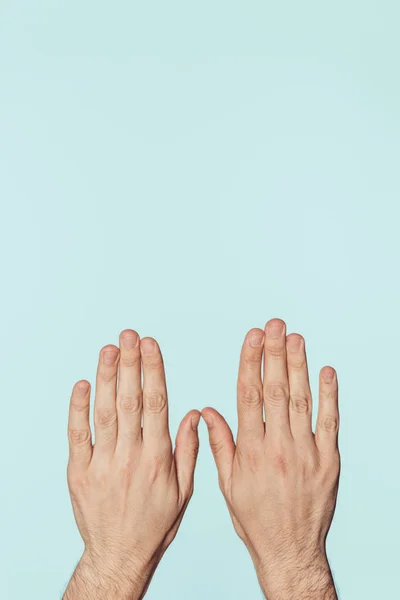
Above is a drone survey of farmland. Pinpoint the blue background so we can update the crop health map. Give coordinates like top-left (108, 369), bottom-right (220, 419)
top-left (1, 2), bottom-right (399, 598)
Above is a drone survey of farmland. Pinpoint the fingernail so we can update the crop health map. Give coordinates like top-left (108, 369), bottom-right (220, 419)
top-left (191, 413), bottom-right (201, 431)
top-left (287, 335), bottom-right (302, 352)
top-left (103, 349), bottom-right (119, 365)
top-left (76, 381), bottom-right (90, 396)
top-left (322, 367), bottom-right (335, 383)
top-left (266, 320), bottom-right (285, 338)
top-left (248, 330), bottom-right (264, 348)
top-left (122, 331), bottom-right (138, 349)
top-left (202, 412), bottom-right (214, 427)
top-left (141, 339), bottom-right (156, 355)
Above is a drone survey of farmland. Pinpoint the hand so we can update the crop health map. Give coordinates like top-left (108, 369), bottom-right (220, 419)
top-left (64, 330), bottom-right (200, 600)
top-left (202, 319), bottom-right (340, 600)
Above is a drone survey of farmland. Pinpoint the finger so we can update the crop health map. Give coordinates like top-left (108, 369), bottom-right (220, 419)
top-left (263, 319), bottom-right (291, 438)
top-left (286, 334), bottom-right (314, 446)
top-left (316, 367), bottom-right (339, 455)
top-left (68, 380), bottom-right (93, 468)
top-left (92, 345), bottom-right (119, 457)
top-left (201, 407), bottom-right (235, 490)
top-left (237, 328), bottom-right (265, 444)
top-left (174, 410), bottom-right (201, 498)
top-left (115, 330), bottom-right (143, 455)
top-left (141, 337), bottom-right (170, 445)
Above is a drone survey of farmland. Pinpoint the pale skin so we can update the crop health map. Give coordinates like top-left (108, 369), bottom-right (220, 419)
top-left (64, 330), bottom-right (201, 600)
top-left (202, 318), bottom-right (340, 599)
top-left (64, 320), bottom-right (340, 599)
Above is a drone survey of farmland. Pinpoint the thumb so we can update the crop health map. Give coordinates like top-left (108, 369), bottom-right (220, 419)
top-left (175, 409), bottom-right (201, 497)
top-left (201, 407), bottom-right (235, 488)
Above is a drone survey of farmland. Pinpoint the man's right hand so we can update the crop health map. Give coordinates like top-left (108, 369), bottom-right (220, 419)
top-left (202, 318), bottom-right (340, 599)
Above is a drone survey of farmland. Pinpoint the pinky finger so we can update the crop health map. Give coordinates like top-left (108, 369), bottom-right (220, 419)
top-left (315, 367), bottom-right (339, 456)
top-left (68, 380), bottom-right (93, 468)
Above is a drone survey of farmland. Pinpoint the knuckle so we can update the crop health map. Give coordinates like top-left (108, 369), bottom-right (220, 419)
top-left (144, 390), bottom-right (167, 414)
top-left (273, 452), bottom-right (288, 476)
top-left (118, 457), bottom-right (135, 480)
top-left (95, 408), bottom-right (117, 428)
top-left (265, 345), bottom-right (284, 358)
top-left (322, 415), bottom-right (339, 433)
top-left (67, 470), bottom-right (89, 491)
top-left (98, 369), bottom-right (117, 384)
top-left (68, 428), bottom-right (91, 445)
top-left (147, 449), bottom-right (171, 480)
top-left (290, 393), bottom-right (310, 414)
top-left (243, 352), bottom-right (262, 366)
top-left (287, 357), bottom-right (307, 371)
top-left (264, 383), bottom-right (289, 407)
top-left (118, 392), bottom-right (142, 414)
top-left (143, 357), bottom-right (163, 372)
top-left (210, 439), bottom-right (225, 456)
top-left (91, 467), bottom-right (111, 487)
top-left (119, 355), bottom-right (141, 368)
top-left (319, 453), bottom-right (341, 485)
top-left (70, 401), bottom-right (90, 414)
top-left (321, 389), bottom-right (337, 401)
top-left (238, 446), bottom-right (262, 472)
top-left (240, 384), bottom-right (263, 409)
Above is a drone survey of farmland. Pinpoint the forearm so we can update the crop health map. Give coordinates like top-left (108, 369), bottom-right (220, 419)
top-left (256, 554), bottom-right (337, 600)
top-left (63, 552), bottom-right (152, 600)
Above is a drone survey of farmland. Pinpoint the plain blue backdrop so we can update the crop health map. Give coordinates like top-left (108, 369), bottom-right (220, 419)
top-left (1, 2), bottom-right (399, 598)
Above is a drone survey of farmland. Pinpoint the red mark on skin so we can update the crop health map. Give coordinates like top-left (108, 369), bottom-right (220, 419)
top-left (274, 453), bottom-right (288, 476)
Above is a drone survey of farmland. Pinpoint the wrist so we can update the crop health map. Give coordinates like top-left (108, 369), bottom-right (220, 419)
top-left (64, 550), bottom-right (155, 600)
top-left (256, 550), bottom-right (337, 600)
